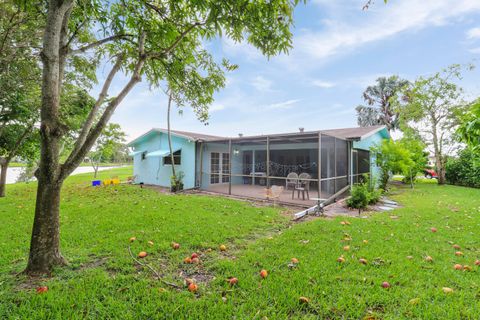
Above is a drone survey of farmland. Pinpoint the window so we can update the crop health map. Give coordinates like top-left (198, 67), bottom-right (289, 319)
top-left (163, 150), bottom-right (181, 165)
top-left (222, 153), bottom-right (230, 183)
top-left (210, 152), bottom-right (220, 184)
top-left (141, 151), bottom-right (147, 160)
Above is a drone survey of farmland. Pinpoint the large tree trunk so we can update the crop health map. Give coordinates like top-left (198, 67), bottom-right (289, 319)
top-left (25, 178), bottom-right (66, 274)
top-left (431, 120), bottom-right (446, 185)
top-left (0, 161), bottom-right (8, 197)
top-left (25, 0), bottom-right (73, 275)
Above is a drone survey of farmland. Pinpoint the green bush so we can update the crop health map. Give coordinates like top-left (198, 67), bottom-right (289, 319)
top-left (445, 149), bottom-right (480, 188)
top-left (347, 175), bottom-right (383, 213)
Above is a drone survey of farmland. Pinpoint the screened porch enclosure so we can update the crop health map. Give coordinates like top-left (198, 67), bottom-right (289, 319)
top-left (197, 132), bottom-right (370, 206)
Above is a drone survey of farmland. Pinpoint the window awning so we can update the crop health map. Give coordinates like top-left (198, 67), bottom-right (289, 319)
top-left (128, 150), bottom-right (144, 156)
top-left (145, 148), bottom-right (181, 158)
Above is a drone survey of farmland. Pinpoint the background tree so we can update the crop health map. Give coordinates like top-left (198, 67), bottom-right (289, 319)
top-left (26, 0), bottom-right (302, 275)
top-left (89, 123), bottom-right (126, 178)
top-left (396, 64), bottom-right (469, 185)
top-left (457, 99), bottom-right (480, 155)
top-left (372, 139), bottom-right (414, 190)
top-left (355, 76), bottom-right (409, 132)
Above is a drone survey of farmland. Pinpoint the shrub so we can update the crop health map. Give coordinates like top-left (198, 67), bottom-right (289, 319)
top-left (346, 183), bottom-right (370, 213)
top-left (445, 149), bottom-right (480, 188)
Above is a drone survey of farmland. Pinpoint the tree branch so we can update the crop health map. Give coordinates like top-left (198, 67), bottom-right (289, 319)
top-left (60, 56), bottom-right (146, 180)
top-left (148, 22), bottom-right (204, 59)
top-left (69, 34), bottom-right (133, 55)
top-left (67, 53), bottom-right (125, 162)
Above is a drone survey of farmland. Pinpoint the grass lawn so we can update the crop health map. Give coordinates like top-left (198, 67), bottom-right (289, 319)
top-left (1, 168), bottom-right (479, 319)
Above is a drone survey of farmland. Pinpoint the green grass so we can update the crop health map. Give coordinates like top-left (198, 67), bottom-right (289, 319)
top-left (1, 169), bottom-right (479, 319)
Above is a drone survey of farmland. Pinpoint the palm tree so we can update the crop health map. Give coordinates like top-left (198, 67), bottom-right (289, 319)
top-left (356, 76), bottom-right (409, 132)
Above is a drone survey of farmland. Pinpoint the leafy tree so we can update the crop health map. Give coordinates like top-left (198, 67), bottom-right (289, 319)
top-left (457, 100), bottom-right (480, 155)
top-left (26, 0), bottom-right (302, 274)
top-left (397, 134), bottom-right (428, 187)
top-left (355, 76), bottom-right (409, 132)
top-left (445, 148), bottom-right (480, 188)
top-left (395, 64), bottom-right (469, 185)
top-left (372, 139), bottom-right (414, 190)
top-left (89, 123), bottom-right (126, 178)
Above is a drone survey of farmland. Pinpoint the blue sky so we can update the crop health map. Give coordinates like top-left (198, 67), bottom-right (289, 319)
top-left (99, 0), bottom-right (480, 141)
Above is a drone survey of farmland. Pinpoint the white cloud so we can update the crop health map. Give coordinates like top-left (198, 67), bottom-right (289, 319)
top-left (469, 47), bottom-right (480, 54)
top-left (265, 99), bottom-right (300, 110)
top-left (209, 104), bottom-right (225, 112)
top-left (312, 79), bottom-right (336, 88)
top-left (466, 27), bottom-right (480, 39)
top-left (251, 76), bottom-right (273, 91)
top-left (297, 0), bottom-right (480, 61)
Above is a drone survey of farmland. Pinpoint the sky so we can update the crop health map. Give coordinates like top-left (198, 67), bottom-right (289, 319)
top-left (96, 0), bottom-right (480, 141)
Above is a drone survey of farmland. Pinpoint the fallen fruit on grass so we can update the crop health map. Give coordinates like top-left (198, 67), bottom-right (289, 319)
top-left (184, 257), bottom-right (192, 264)
top-left (430, 227), bottom-right (437, 233)
top-left (337, 256), bottom-right (345, 263)
top-left (406, 255), bottom-right (413, 260)
top-left (455, 251), bottom-right (463, 256)
top-left (340, 221), bottom-right (351, 225)
top-left (147, 241), bottom-right (154, 246)
top-left (442, 287), bottom-right (453, 294)
top-left (363, 240), bottom-right (368, 244)
top-left (381, 281), bottom-right (391, 288)
top-left (291, 258), bottom-right (299, 264)
top-left (425, 256), bottom-right (433, 262)
top-left (359, 258), bottom-right (368, 265)
top-left (454, 264), bottom-right (463, 270)
top-left (475, 259), bottom-right (480, 266)
top-left (184, 278), bottom-right (194, 286)
top-left (36, 286), bottom-right (48, 294)
top-left (138, 251), bottom-right (148, 258)
top-left (188, 283), bottom-right (198, 292)
top-left (260, 269), bottom-right (268, 279)
top-left (463, 265), bottom-right (472, 271)
top-left (171, 242), bottom-right (180, 250)
top-left (191, 252), bottom-right (199, 259)
top-left (299, 296), bottom-right (310, 304)
top-left (453, 244), bottom-right (461, 250)
top-left (219, 244), bottom-right (227, 251)
top-left (129, 237), bottom-right (136, 242)
top-left (228, 277), bottom-right (238, 286)
top-left (191, 257), bottom-right (200, 264)
top-left (409, 298), bottom-right (420, 305)
top-left (343, 245), bottom-right (350, 251)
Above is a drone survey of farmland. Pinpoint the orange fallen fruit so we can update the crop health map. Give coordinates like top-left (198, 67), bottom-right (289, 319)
top-left (337, 256), bottom-right (346, 263)
top-left (475, 259), bottom-right (480, 266)
top-left (455, 251), bottom-right (463, 256)
top-left (359, 258), bottom-right (368, 265)
top-left (188, 283), bottom-right (198, 292)
top-left (191, 252), bottom-right (199, 259)
top-left (463, 265), bottom-right (472, 271)
top-left (425, 256), bottom-right (433, 262)
top-left (138, 251), bottom-right (148, 258)
top-left (343, 245), bottom-right (350, 251)
top-left (291, 258), bottom-right (299, 264)
top-left (191, 257), bottom-right (200, 264)
top-left (442, 287), bottom-right (453, 294)
top-left (184, 257), bottom-right (192, 264)
top-left (228, 277), bottom-right (238, 286)
top-left (299, 296), bottom-right (310, 304)
top-left (171, 242), bottom-right (180, 250)
top-left (381, 281), bottom-right (391, 289)
top-left (452, 244), bottom-right (461, 250)
top-left (36, 286), bottom-right (48, 294)
top-left (260, 269), bottom-right (268, 279)
top-left (129, 237), bottom-right (136, 242)
top-left (219, 244), bottom-right (227, 251)
top-left (454, 264), bottom-right (463, 270)
top-left (430, 227), bottom-right (437, 233)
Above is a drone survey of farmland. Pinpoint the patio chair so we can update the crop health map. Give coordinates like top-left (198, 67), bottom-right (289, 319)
top-left (297, 173), bottom-right (311, 200)
top-left (285, 172), bottom-right (298, 190)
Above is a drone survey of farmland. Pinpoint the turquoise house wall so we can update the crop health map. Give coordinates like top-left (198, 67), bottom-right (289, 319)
top-left (131, 131), bottom-right (196, 189)
top-left (352, 128), bottom-right (390, 184)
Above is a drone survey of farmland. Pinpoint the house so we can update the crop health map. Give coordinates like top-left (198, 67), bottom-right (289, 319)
top-left (127, 126), bottom-right (390, 206)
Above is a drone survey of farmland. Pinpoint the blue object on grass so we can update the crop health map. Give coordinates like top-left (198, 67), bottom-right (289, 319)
top-left (92, 180), bottom-right (101, 187)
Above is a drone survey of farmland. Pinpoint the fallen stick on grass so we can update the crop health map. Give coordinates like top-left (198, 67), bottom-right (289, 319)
top-left (127, 245), bottom-right (181, 289)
